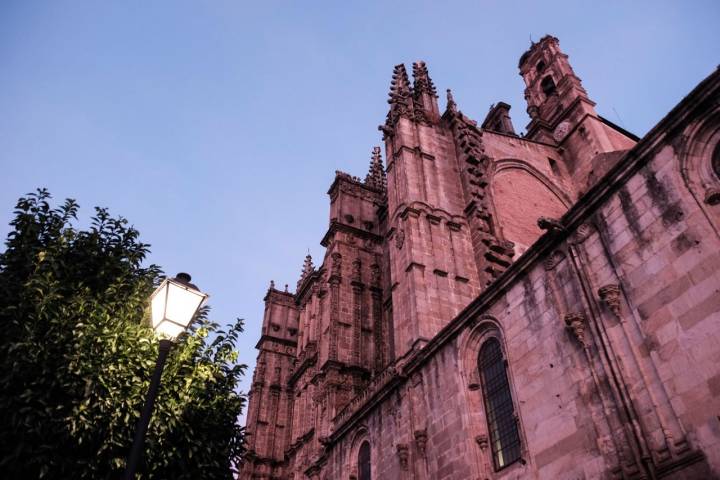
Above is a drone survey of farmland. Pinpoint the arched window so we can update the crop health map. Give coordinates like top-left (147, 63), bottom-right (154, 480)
top-left (358, 441), bottom-right (371, 480)
top-left (712, 142), bottom-right (720, 180)
top-left (536, 61), bottom-right (546, 73)
top-left (479, 338), bottom-right (521, 470)
top-left (541, 76), bottom-right (556, 97)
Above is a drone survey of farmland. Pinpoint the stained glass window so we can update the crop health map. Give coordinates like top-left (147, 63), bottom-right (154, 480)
top-left (479, 338), bottom-right (521, 470)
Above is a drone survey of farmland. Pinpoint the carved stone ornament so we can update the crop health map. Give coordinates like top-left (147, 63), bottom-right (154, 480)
top-left (564, 312), bottom-right (588, 347)
top-left (352, 258), bottom-right (362, 282)
top-left (571, 223), bottom-right (593, 244)
top-left (543, 250), bottom-right (566, 270)
top-left (370, 264), bottom-right (381, 287)
top-left (537, 216), bottom-right (565, 232)
top-left (395, 229), bottom-right (405, 249)
top-left (553, 120), bottom-right (571, 142)
top-left (414, 429), bottom-right (428, 457)
top-left (704, 186), bottom-right (720, 205)
top-left (475, 434), bottom-right (489, 450)
top-left (396, 443), bottom-right (409, 470)
top-left (598, 284), bottom-right (622, 318)
top-left (331, 252), bottom-right (342, 277)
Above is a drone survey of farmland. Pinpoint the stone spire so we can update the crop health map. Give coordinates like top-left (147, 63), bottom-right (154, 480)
top-left (389, 63), bottom-right (412, 103)
top-left (412, 61), bottom-right (437, 97)
top-left (297, 253), bottom-right (315, 290)
top-left (364, 146), bottom-right (387, 192)
top-left (381, 64), bottom-right (413, 137)
top-left (412, 61), bottom-right (440, 123)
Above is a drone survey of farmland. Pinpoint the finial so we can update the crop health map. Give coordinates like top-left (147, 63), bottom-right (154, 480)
top-left (297, 253), bottom-right (315, 289)
top-left (389, 64), bottom-right (411, 100)
top-left (412, 61), bottom-right (437, 97)
top-left (446, 89), bottom-right (457, 112)
top-left (269, 279), bottom-right (275, 289)
top-left (382, 64), bottom-right (413, 134)
top-left (364, 146), bottom-right (387, 192)
top-left (284, 284), bottom-right (289, 292)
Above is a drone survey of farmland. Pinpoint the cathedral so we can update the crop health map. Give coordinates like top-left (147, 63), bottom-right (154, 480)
top-left (241, 36), bottom-right (720, 479)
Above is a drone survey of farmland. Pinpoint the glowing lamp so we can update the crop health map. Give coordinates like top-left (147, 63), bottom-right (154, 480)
top-left (149, 273), bottom-right (208, 340)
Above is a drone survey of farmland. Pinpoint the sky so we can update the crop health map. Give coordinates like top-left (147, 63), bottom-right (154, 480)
top-left (1, 1), bottom-right (718, 421)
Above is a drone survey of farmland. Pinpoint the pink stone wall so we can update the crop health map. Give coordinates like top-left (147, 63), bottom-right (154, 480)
top-left (318, 75), bottom-right (720, 479)
top-left (492, 166), bottom-right (569, 252)
top-left (241, 40), bottom-right (719, 480)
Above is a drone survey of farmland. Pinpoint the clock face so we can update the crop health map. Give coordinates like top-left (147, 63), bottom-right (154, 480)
top-left (553, 121), bottom-right (570, 142)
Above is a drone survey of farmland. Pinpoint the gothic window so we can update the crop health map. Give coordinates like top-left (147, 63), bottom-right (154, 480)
top-left (712, 142), bottom-right (720, 180)
top-left (479, 338), bottom-right (521, 470)
top-left (541, 76), bottom-right (556, 97)
top-left (358, 441), bottom-right (371, 480)
top-left (536, 61), bottom-right (546, 73)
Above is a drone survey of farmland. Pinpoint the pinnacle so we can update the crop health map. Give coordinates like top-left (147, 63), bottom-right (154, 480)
top-left (364, 146), bottom-right (387, 192)
top-left (446, 88), bottom-right (457, 113)
top-left (388, 64), bottom-right (411, 102)
top-left (297, 253), bottom-right (315, 289)
top-left (412, 61), bottom-right (437, 97)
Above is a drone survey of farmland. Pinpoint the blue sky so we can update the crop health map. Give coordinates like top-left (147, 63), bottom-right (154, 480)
top-left (1, 1), bottom-right (718, 419)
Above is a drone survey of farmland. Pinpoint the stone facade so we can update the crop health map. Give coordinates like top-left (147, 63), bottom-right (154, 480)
top-left (241, 36), bottom-right (720, 479)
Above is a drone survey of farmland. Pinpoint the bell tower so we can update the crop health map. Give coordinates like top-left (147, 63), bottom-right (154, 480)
top-left (519, 36), bottom-right (637, 194)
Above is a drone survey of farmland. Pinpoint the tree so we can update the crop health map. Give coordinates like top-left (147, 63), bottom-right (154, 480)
top-left (0, 189), bottom-right (246, 479)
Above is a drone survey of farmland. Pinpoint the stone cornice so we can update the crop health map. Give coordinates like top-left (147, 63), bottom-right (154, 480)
top-left (263, 287), bottom-right (295, 304)
top-left (320, 220), bottom-right (384, 248)
top-left (327, 170), bottom-right (386, 198)
top-left (482, 128), bottom-right (557, 149)
top-left (255, 334), bottom-right (298, 351)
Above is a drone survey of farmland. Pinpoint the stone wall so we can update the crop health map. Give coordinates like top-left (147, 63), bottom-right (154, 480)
top-left (317, 68), bottom-right (720, 480)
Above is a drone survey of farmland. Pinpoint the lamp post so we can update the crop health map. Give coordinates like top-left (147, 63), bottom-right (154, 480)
top-left (124, 273), bottom-right (208, 480)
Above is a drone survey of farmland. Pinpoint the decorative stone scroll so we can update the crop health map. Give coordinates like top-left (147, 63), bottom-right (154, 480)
top-left (564, 312), bottom-right (588, 347)
top-left (598, 284), bottom-right (622, 318)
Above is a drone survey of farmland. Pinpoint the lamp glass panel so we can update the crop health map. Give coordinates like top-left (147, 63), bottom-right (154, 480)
top-left (164, 281), bottom-right (206, 328)
top-left (155, 320), bottom-right (185, 341)
top-left (150, 282), bottom-right (169, 329)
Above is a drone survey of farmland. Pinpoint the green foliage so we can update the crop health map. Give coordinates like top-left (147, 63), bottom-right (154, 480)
top-left (0, 189), bottom-right (246, 479)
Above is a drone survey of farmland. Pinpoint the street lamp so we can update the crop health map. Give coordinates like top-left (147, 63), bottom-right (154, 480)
top-left (124, 273), bottom-right (208, 480)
